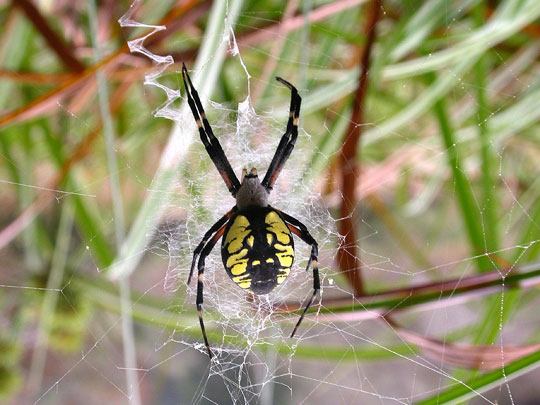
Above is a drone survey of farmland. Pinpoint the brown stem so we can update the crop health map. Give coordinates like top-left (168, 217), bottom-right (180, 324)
top-left (0, 69), bottom-right (74, 84)
top-left (12, 0), bottom-right (85, 72)
top-left (0, 1), bottom-right (203, 248)
top-left (0, 1), bottom-right (203, 130)
top-left (0, 50), bottom-right (123, 129)
top-left (278, 258), bottom-right (535, 313)
top-left (336, 0), bottom-right (382, 296)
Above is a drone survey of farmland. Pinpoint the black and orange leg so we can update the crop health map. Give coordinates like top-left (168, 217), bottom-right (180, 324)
top-left (275, 209), bottom-right (319, 338)
top-left (182, 63), bottom-right (241, 196)
top-left (261, 77), bottom-right (302, 192)
top-left (188, 206), bottom-right (236, 285)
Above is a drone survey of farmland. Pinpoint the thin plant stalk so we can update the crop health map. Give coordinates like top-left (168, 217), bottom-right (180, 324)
top-left (415, 346), bottom-right (540, 404)
top-left (28, 203), bottom-right (73, 393)
top-left (87, 0), bottom-right (140, 403)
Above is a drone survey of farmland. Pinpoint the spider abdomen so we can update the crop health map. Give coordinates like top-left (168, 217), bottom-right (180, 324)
top-left (221, 207), bottom-right (295, 295)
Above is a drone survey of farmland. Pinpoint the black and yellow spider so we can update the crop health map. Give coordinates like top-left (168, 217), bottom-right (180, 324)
top-left (182, 64), bottom-right (319, 358)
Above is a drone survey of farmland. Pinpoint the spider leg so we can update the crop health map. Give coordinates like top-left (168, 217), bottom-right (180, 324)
top-left (195, 223), bottom-right (227, 358)
top-left (182, 63), bottom-right (241, 196)
top-left (261, 77), bottom-right (302, 192)
top-left (273, 208), bottom-right (319, 338)
top-left (188, 206), bottom-right (236, 285)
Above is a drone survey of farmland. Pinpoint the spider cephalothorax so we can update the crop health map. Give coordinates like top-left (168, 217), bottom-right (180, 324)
top-left (235, 168), bottom-right (268, 210)
top-left (182, 63), bottom-right (319, 358)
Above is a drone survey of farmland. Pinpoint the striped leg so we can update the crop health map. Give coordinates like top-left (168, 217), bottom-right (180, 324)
top-left (276, 209), bottom-right (319, 338)
top-left (261, 77), bottom-right (302, 191)
top-left (182, 63), bottom-right (241, 196)
top-left (195, 224), bottom-right (227, 358)
top-left (188, 207), bottom-right (236, 285)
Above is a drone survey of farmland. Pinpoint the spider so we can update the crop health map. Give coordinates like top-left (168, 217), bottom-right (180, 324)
top-left (182, 63), bottom-right (319, 358)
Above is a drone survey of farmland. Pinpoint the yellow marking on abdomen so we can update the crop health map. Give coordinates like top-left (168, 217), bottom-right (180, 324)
top-left (277, 256), bottom-right (293, 268)
top-left (226, 248), bottom-right (248, 267)
top-left (231, 263), bottom-right (248, 275)
top-left (266, 258), bottom-right (274, 263)
top-left (227, 248), bottom-right (249, 275)
top-left (252, 260), bottom-right (260, 266)
top-left (224, 215), bottom-right (251, 254)
top-left (265, 212), bottom-right (291, 244)
top-left (275, 243), bottom-right (294, 267)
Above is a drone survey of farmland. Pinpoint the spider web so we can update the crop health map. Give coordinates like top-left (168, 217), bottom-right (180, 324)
top-left (131, 26), bottom-right (339, 405)
top-left (114, 2), bottom-right (540, 403)
top-left (5, 0), bottom-right (540, 404)
top-left (113, 2), bottom-right (340, 404)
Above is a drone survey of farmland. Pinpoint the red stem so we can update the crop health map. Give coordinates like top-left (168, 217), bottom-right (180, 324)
top-left (336, 0), bottom-right (382, 296)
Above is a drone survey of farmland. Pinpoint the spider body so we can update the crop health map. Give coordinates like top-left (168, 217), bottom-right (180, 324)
top-left (182, 63), bottom-right (319, 358)
top-left (222, 203), bottom-right (294, 295)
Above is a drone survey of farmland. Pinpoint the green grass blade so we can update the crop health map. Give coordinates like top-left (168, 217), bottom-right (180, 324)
top-left (415, 347), bottom-right (540, 404)
top-left (474, 5), bottom-right (499, 256)
top-left (75, 274), bottom-right (417, 362)
top-left (87, 0), bottom-right (139, 403)
top-left (433, 95), bottom-right (492, 272)
top-left (383, 0), bottom-right (540, 80)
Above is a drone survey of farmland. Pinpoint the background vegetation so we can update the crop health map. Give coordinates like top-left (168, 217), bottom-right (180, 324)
top-left (2, 0), bottom-right (540, 403)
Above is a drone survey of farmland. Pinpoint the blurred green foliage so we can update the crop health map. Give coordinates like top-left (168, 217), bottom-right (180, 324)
top-left (2, 0), bottom-right (540, 403)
